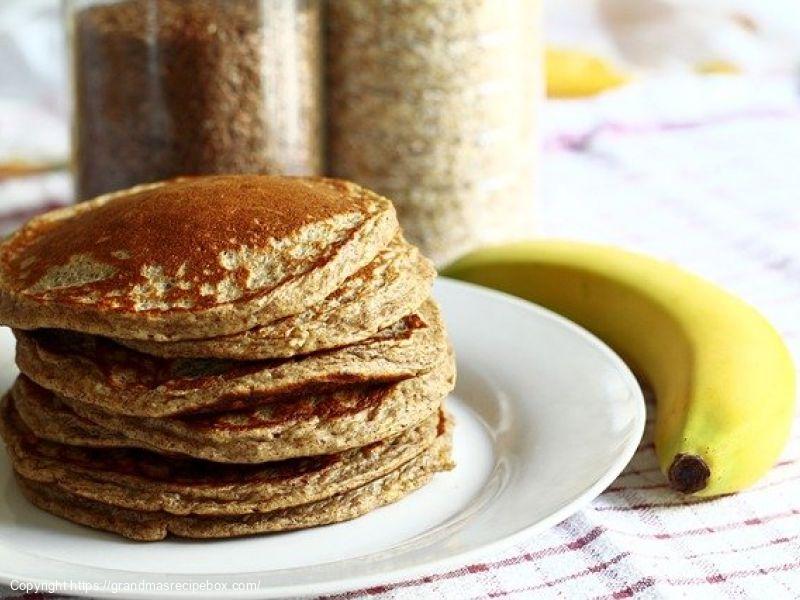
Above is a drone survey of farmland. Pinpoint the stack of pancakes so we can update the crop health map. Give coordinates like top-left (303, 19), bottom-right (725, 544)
top-left (0, 175), bottom-right (455, 541)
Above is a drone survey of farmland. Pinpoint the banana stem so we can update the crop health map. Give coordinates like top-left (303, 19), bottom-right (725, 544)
top-left (668, 453), bottom-right (711, 493)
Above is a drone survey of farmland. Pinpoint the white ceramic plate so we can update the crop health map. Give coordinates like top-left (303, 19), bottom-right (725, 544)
top-left (0, 278), bottom-right (644, 599)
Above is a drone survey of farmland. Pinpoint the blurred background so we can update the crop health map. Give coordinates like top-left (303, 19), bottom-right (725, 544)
top-left (1, 0), bottom-right (799, 264)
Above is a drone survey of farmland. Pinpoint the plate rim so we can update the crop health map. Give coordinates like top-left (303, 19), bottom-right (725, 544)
top-left (0, 277), bottom-right (646, 599)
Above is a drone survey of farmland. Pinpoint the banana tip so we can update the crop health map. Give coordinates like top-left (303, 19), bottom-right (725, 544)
top-left (668, 453), bottom-right (710, 494)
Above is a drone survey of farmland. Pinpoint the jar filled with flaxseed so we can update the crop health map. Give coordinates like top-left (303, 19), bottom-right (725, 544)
top-left (326, 0), bottom-right (542, 265)
top-left (66, 0), bottom-right (322, 201)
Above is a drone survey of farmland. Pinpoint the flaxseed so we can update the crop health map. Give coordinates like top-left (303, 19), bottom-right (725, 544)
top-left (71, 0), bottom-right (322, 201)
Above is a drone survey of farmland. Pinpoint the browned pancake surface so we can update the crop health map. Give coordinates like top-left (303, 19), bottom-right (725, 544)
top-left (117, 235), bottom-right (436, 359)
top-left (13, 350), bottom-right (454, 463)
top-left (1, 394), bottom-right (445, 515)
top-left (14, 300), bottom-right (447, 417)
top-left (16, 422), bottom-right (454, 541)
top-left (0, 175), bottom-right (398, 340)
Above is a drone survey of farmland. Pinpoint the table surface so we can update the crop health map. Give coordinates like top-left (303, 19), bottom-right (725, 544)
top-left (1, 74), bottom-right (799, 600)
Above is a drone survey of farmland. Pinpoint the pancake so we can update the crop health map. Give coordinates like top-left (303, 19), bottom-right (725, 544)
top-left (15, 423), bottom-right (453, 541)
top-left (116, 235), bottom-right (435, 359)
top-left (1, 394), bottom-right (445, 516)
top-left (15, 300), bottom-right (448, 417)
top-left (0, 175), bottom-right (398, 341)
top-left (13, 354), bottom-right (455, 463)
top-left (12, 381), bottom-right (135, 450)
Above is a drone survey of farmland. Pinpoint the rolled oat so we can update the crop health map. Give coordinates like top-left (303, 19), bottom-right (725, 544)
top-left (326, 0), bottom-right (541, 265)
top-left (70, 0), bottom-right (322, 201)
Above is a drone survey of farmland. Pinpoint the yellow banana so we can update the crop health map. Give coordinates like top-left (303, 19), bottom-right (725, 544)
top-left (545, 47), bottom-right (630, 98)
top-left (443, 240), bottom-right (796, 496)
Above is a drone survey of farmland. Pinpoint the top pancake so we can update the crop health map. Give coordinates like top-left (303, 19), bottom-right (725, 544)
top-left (116, 234), bottom-right (435, 359)
top-left (0, 175), bottom-right (398, 341)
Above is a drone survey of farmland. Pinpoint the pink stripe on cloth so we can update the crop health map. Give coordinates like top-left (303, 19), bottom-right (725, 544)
top-left (543, 108), bottom-right (800, 152)
top-left (584, 562), bottom-right (800, 600)
top-left (605, 508), bottom-right (800, 539)
top-left (463, 553), bottom-right (630, 600)
top-left (617, 535), bottom-right (800, 561)
top-left (664, 560), bottom-right (800, 585)
top-left (323, 528), bottom-right (608, 599)
top-left (592, 577), bottom-right (657, 599)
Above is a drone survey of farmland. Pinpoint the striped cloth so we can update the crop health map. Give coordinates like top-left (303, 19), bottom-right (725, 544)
top-left (1, 74), bottom-right (799, 599)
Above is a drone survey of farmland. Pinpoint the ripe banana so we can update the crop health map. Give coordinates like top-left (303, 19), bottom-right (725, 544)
top-left (545, 47), bottom-right (629, 98)
top-left (443, 240), bottom-right (796, 496)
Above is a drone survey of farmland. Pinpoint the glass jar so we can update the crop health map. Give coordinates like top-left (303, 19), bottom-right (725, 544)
top-left (66, 0), bottom-right (323, 201)
top-left (326, 0), bottom-right (542, 266)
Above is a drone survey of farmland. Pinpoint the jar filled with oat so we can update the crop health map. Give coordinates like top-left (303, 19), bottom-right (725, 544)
top-left (66, 0), bottom-right (323, 201)
top-left (327, 0), bottom-right (541, 265)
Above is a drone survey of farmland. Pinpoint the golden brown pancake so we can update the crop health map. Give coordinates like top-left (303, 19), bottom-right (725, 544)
top-left (1, 394), bottom-right (445, 516)
top-left (15, 421), bottom-right (453, 541)
top-left (15, 300), bottom-right (448, 417)
top-left (13, 353), bottom-right (454, 462)
top-left (116, 235), bottom-right (435, 359)
top-left (0, 175), bottom-right (398, 341)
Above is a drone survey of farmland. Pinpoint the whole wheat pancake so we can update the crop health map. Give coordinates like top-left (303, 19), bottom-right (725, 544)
top-left (15, 300), bottom-right (447, 417)
top-left (12, 381), bottom-right (136, 450)
top-left (0, 175), bottom-right (398, 341)
top-left (117, 235), bottom-right (435, 359)
top-left (15, 423), bottom-right (453, 541)
top-left (1, 394), bottom-right (445, 516)
top-left (13, 354), bottom-right (454, 462)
